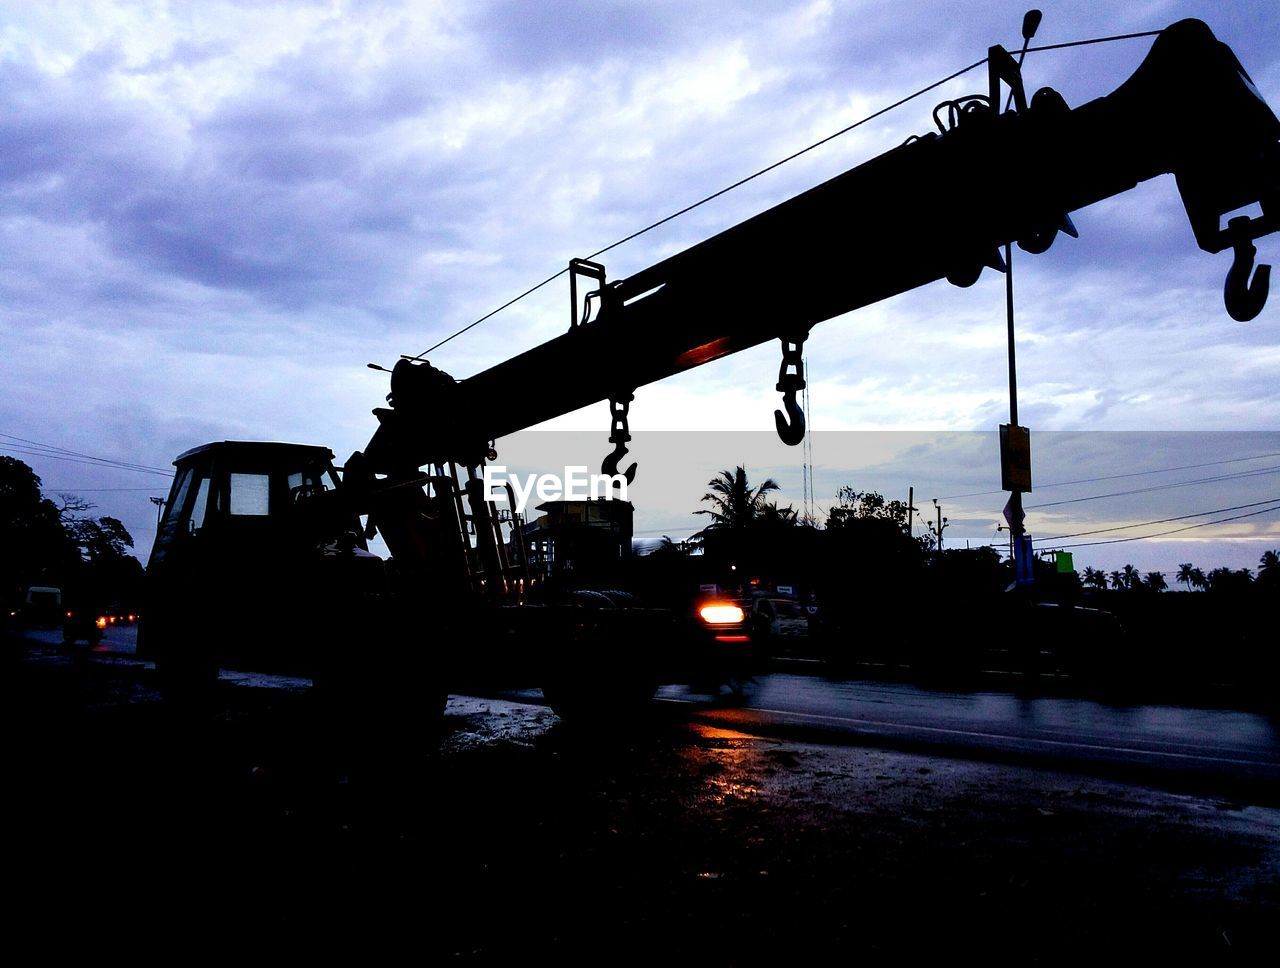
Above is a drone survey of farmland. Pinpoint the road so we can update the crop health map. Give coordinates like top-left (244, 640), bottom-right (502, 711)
top-left (658, 674), bottom-right (1280, 803)
top-left (18, 626), bottom-right (1280, 801)
top-left (7, 629), bottom-right (1280, 957)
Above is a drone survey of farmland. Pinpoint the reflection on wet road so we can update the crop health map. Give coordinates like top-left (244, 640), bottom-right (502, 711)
top-left (657, 675), bottom-right (1280, 799)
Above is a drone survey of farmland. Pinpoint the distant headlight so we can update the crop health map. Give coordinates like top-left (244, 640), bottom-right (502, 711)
top-left (699, 603), bottom-right (745, 625)
top-left (95, 617), bottom-right (108, 629)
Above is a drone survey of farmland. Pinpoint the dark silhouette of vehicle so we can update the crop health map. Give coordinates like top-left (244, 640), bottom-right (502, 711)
top-left (62, 606), bottom-right (105, 647)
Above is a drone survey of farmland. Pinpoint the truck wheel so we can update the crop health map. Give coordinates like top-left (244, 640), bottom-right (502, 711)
top-left (156, 634), bottom-right (218, 708)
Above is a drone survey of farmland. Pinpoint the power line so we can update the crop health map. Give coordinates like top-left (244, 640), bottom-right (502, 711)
top-left (41, 487), bottom-right (162, 492)
top-left (1, 445), bottom-right (173, 478)
top-left (1043, 503), bottom-right (1280, 550)
top-left (1026, 465), bottom-right (1280, 509)
top-left (936, 451), bottom-right (1280, 501)
top-left (409, 56), bottom-right (990, 361)
top-left (1037, 497), bottom-right (1280, 542)
top-left (2, 446), bottom-right (174, 478)
top-left (409, 27), bottom-right (1166, 363)
top-left (1, 432), bottom-right (171, 475)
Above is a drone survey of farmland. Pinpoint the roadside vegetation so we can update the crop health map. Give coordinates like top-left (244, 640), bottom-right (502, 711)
top-left (643, 465), bottom-right (1279, 705)
top-left (1, 456), bottom-right (144, 623)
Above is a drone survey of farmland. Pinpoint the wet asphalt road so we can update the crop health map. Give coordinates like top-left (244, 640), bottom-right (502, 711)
top-left (8, 630), bottom-right (1280, 957)
top-left (24, 624), bottom-right (1280, 801)
top-left (661, 675), bottom-right (1280, 803)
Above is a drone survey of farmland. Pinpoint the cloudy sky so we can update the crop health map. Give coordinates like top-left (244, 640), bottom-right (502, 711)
top-left (2, 0), bottom-right (1278, 577)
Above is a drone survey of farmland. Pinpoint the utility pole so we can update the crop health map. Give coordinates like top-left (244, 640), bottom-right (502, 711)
top-left (930, 499), bottom-right (948, 553)
top-left (906, 486), bottom-right (915, 539)
top-left (150, 496), bottom-right (165, 528)
top-left (998, 9), bottom-right (1042, 588)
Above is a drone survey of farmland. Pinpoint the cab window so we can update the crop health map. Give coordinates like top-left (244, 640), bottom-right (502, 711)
top-left (190, 477), bottom-right (211, 530)
top-left (229, 473), bottom-right (270, 516)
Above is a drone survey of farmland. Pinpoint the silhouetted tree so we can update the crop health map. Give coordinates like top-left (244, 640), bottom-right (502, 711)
top-left (1189, 567), bottom-right (1206, 591)
top-left (69, 516), bottom-right (135, 564)
top-left (827, 487), bottom-right (910, 529)
top-left (0, 456), bottom-right (80, 597)
top-left (1082, 566), bottom-right (1107, 590)
top-left (1259, 549), bottom-right (1280, 593)
top-left (757, 501), bottom-right (798, 527)
top-left (647, 535), bottom-right (689, 557)
top-left (1108, 569), bottom-right (1124, 590)
top-left (1205, 567), bottom-right (1253, 595)
top-left (1144, 571), bottom-right (1168, 592)
top-left (0, 456), bottom-right (143, 609)
top-left (695, 467), bottom-right (780, 535)
top-left (1176, 562), bottom-right (1195, 591)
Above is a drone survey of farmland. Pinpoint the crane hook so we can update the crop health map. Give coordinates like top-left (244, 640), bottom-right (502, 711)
top-left (601, 441), bottom-right (637, 485)
top-left (774, 393), bottom-right (806, 446)
top-left (1224, 220), bottom-right (1271, 322)
top-left (602, 393), bottom-right (637, 485)
top-left (773, 334), bottom-right (808, 447)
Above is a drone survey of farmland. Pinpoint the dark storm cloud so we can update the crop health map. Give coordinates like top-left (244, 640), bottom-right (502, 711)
top-left (0, 29), bottom-right (474, 315)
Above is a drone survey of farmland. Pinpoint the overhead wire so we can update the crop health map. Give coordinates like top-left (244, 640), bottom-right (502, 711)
top-left (1042, 502), bottom-right (1280, 549)
top-left (40, 487), bottom-right (162, 492)
top-left (408, 56), bottom-right (990, 361)
top-left (935, 450), bottom-right (1280, 501)
top-left (408, 27), bottom-right (1166, 363)
top-left (1036, 497), bottom-right (1280, 542)
top-left (2, 446), bottom-right (174, 478)
top-left (1025, 464), bottom-right (1280, 509)
top-left (1, 432), bottom-right (172, 477)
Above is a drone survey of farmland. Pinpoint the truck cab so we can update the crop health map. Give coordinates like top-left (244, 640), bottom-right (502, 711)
top-left (140, 441), bottom-right (380, 676)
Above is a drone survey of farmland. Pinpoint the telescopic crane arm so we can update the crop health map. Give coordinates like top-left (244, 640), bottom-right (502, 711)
top-left (361, 20), bottom-right (1279, 480)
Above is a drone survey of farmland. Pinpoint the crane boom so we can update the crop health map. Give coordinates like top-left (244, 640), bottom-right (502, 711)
top-left (362, 19), bottom-right (1278, 475)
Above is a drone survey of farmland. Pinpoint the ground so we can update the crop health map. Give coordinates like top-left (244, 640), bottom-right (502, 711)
top-left (5, 642), bottom-right (1278, 960)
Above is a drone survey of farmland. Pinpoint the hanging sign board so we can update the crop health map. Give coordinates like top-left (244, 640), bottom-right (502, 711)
top-left (1000, 424), bottom-right (1032, 492)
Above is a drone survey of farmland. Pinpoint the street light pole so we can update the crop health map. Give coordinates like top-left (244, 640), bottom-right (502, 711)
top-left (930, 499), bottom-right (948, 553)
top-left (1000, 9), bottom-right (1041, 588)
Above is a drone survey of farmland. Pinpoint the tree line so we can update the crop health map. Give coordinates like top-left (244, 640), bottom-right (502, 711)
top-left (655, 464), bottom-right (1279, 600)
top-left (1, 456), bottom-right (144, 611)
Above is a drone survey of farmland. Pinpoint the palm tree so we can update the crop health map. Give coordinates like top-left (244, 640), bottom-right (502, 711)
top-left (1144, 571), bottom-right (1167, 592)
top-left (1176, 562), bottom-right (1195, 592)
top-left (1189, 567), bottom-right (1206, 591)
top-left (1082, 566), bottom-right (1107, 590)
top-left (695, 466), bottom-right (780, 534)
top-left (1259, 549), bottom-right (1279, 590)
top-left (757, 501), bottom-right (798, 527)
top-left (648, 535), bottom-right (688, 557)
top-left (1121, 563), bottom-right (1139, 590)
top-left (1261, 550), bottom-right (1280, 577)
top-left (1108, 570), bottom-right (1124, 590)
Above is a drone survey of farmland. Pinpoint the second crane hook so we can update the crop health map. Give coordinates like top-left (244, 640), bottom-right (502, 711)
top-left (1224, 217), bottom-right (1271, 322)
